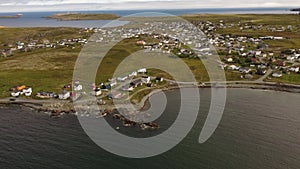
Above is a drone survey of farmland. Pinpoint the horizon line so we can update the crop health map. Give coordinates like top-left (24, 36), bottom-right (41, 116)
top-left (0, 6), bottom-right (296, 13)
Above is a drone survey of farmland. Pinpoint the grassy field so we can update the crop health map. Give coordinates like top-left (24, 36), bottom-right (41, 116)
top-left (183, 14), bottom-right (300, 26)
top-left (266, 72), bottom-right (300, 84)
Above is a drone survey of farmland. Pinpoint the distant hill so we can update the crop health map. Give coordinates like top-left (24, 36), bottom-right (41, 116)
top-left (290, 8), bottom-right (300, 11)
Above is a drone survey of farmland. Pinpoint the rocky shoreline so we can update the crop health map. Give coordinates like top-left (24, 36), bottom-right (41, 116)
top-left (1, 82), bottom-right (300, 112)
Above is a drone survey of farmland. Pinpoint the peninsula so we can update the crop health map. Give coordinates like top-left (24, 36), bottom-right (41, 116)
top-left (0, 14), bottom-right (22, 19)
top-left (45, 13), bottom-right (120, 21)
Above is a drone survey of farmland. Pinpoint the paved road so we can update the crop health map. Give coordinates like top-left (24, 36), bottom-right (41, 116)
top-left (255, 68), bottom-right (273, 82)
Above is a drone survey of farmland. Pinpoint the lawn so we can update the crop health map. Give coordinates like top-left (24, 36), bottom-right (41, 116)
top-left (266, 72), bottom-right (300, 84)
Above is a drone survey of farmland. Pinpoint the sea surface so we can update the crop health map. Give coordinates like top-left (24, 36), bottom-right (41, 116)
top-left (0, 8), bottom-right (297, 28)
top-left (0, 88), bottom-right (299, 169)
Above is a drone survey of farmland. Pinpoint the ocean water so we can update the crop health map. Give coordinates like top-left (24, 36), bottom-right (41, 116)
top-left (0, 8), bottom-right (296, 28)
top-left (0, 88), bottom-right (299, 169)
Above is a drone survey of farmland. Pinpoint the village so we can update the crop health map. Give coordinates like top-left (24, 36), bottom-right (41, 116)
top-left (4, 17), bottom-right (300, 101)
top-left (9, 67), bottom-right (165, 103)
top-left (0, 28), bottom-right (94, 57)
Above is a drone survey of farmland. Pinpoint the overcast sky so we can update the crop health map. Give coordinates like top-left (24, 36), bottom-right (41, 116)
top-left (0, 0), bottom-right (298, 12)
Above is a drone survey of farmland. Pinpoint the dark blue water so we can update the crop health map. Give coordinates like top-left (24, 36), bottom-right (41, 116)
top-left (0, 89), bottom-right (299, 169)
top-left (0, 8), bottom-right (296, 28)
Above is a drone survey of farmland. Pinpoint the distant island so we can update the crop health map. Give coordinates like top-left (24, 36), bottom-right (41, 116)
top-left (45, 13), bottom-right (120, 21)
top-left (0, 14), bottom-right (22, 19)
top-left (290, 8), bottom-right (300, 14)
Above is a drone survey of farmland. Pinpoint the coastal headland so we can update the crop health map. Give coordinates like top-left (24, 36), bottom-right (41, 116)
top-left (45, 13), bottom-right (120, 21)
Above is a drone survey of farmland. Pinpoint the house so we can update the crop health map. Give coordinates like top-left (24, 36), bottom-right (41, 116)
top-left (101, 84), bottom-right (111, 90)
top-left (276, 60), bottom-right (285, 67)
top-left (155, 77), bottom-right (164, 82)
top-left (59, 90), bottom-right (70, 100)
top-left (256, 69), bottom-right (267, 75)
top-left (287, 56), bottom-right (295, 61)
top-left (244, 74), bottom-right (253, 79)
top-left (109, 80), bottom-right (117, 87)
top-left (146, 83), bottom-right (152, 87)
top-left (228, 65), bottom-right (238, 71)
top-left (92, 88), bottom-right (102, 96)
top-left (130, 79), bottom-right (143, 87)
top-left (272, 72), bottom-right (283, 78)
top-left (129, 71), bottom-right (138, 77)
top-left (16, 85), bottom-right (26, 91)
top-left (36, 92), bottom-right (57, 99)
top-left (136, 40), bottom-right (147, 45)
top-left (142, 76), bottom-right (151, 84)
top-left (11, 91), bottom-right (21, 97)
top-left (255, 50), bottom-right (262, 56)
top-left (138, 68), bottom-right (147, 74)
top-left (239, 67), bottom-right (251, 74)
top-left (117, 76), bottom-right (128, 82)
top-left (122, 85), bottom-right (134, 92)
top-left (73, 84), bottom-right (83, 91)
top-left (22, 88), bottom-right (32, 96)
top-left (289, 66), bottom-right (299, 73)
top-left (225, 57), bottom-right (233, 62)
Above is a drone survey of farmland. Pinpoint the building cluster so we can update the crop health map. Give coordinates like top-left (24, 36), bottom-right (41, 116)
top-left (10, 68), bottom-right (165, 101)
top-left (10, 85), bottom-right (32, 97)
top-left (190, 20), bottom-right (300, 79)
top-left (0, 37), bottom-right (88, 57)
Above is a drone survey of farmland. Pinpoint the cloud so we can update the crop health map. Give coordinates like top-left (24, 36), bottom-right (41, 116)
top-left (0, 0), bottom-right (298, 12)
top-left (0, 0), bottom-right (173, 5)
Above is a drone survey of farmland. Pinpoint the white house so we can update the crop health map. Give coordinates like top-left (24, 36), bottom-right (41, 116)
top-left (255, 50), bottom-right (262, 56)
top-left (59, 91), bottom-right (70, 100)
top-left (142, 76), bottom-right (151, 84)
top-left (272, 72), bottom-right (283, 78)
top-left (138, 68), bottom-right (147, 74)
top-left (239, 67), bottom-right (251, 74)
top-left (226, 57), bottom-right (233, 62)
top-left (11, 91), bottom-right (20, 97)
top-left (23, 88), bottom-right (32, 96)
top-left (228, 65), bottom-right (239, 71)
top-left (93, 89), bottom-right (102, 96)
top-left (129, 71), bottom-right (138, 77)
top-left (117, 76), bottom-right (128, 82)
top-left (289, 67), bottom-right (299, 73)
top-left (155, 77), bottom-right (164, 82)
top-left (122, 85), bottom-right (134, 92)
top-left (73, 84), bottom-right (83, 91)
